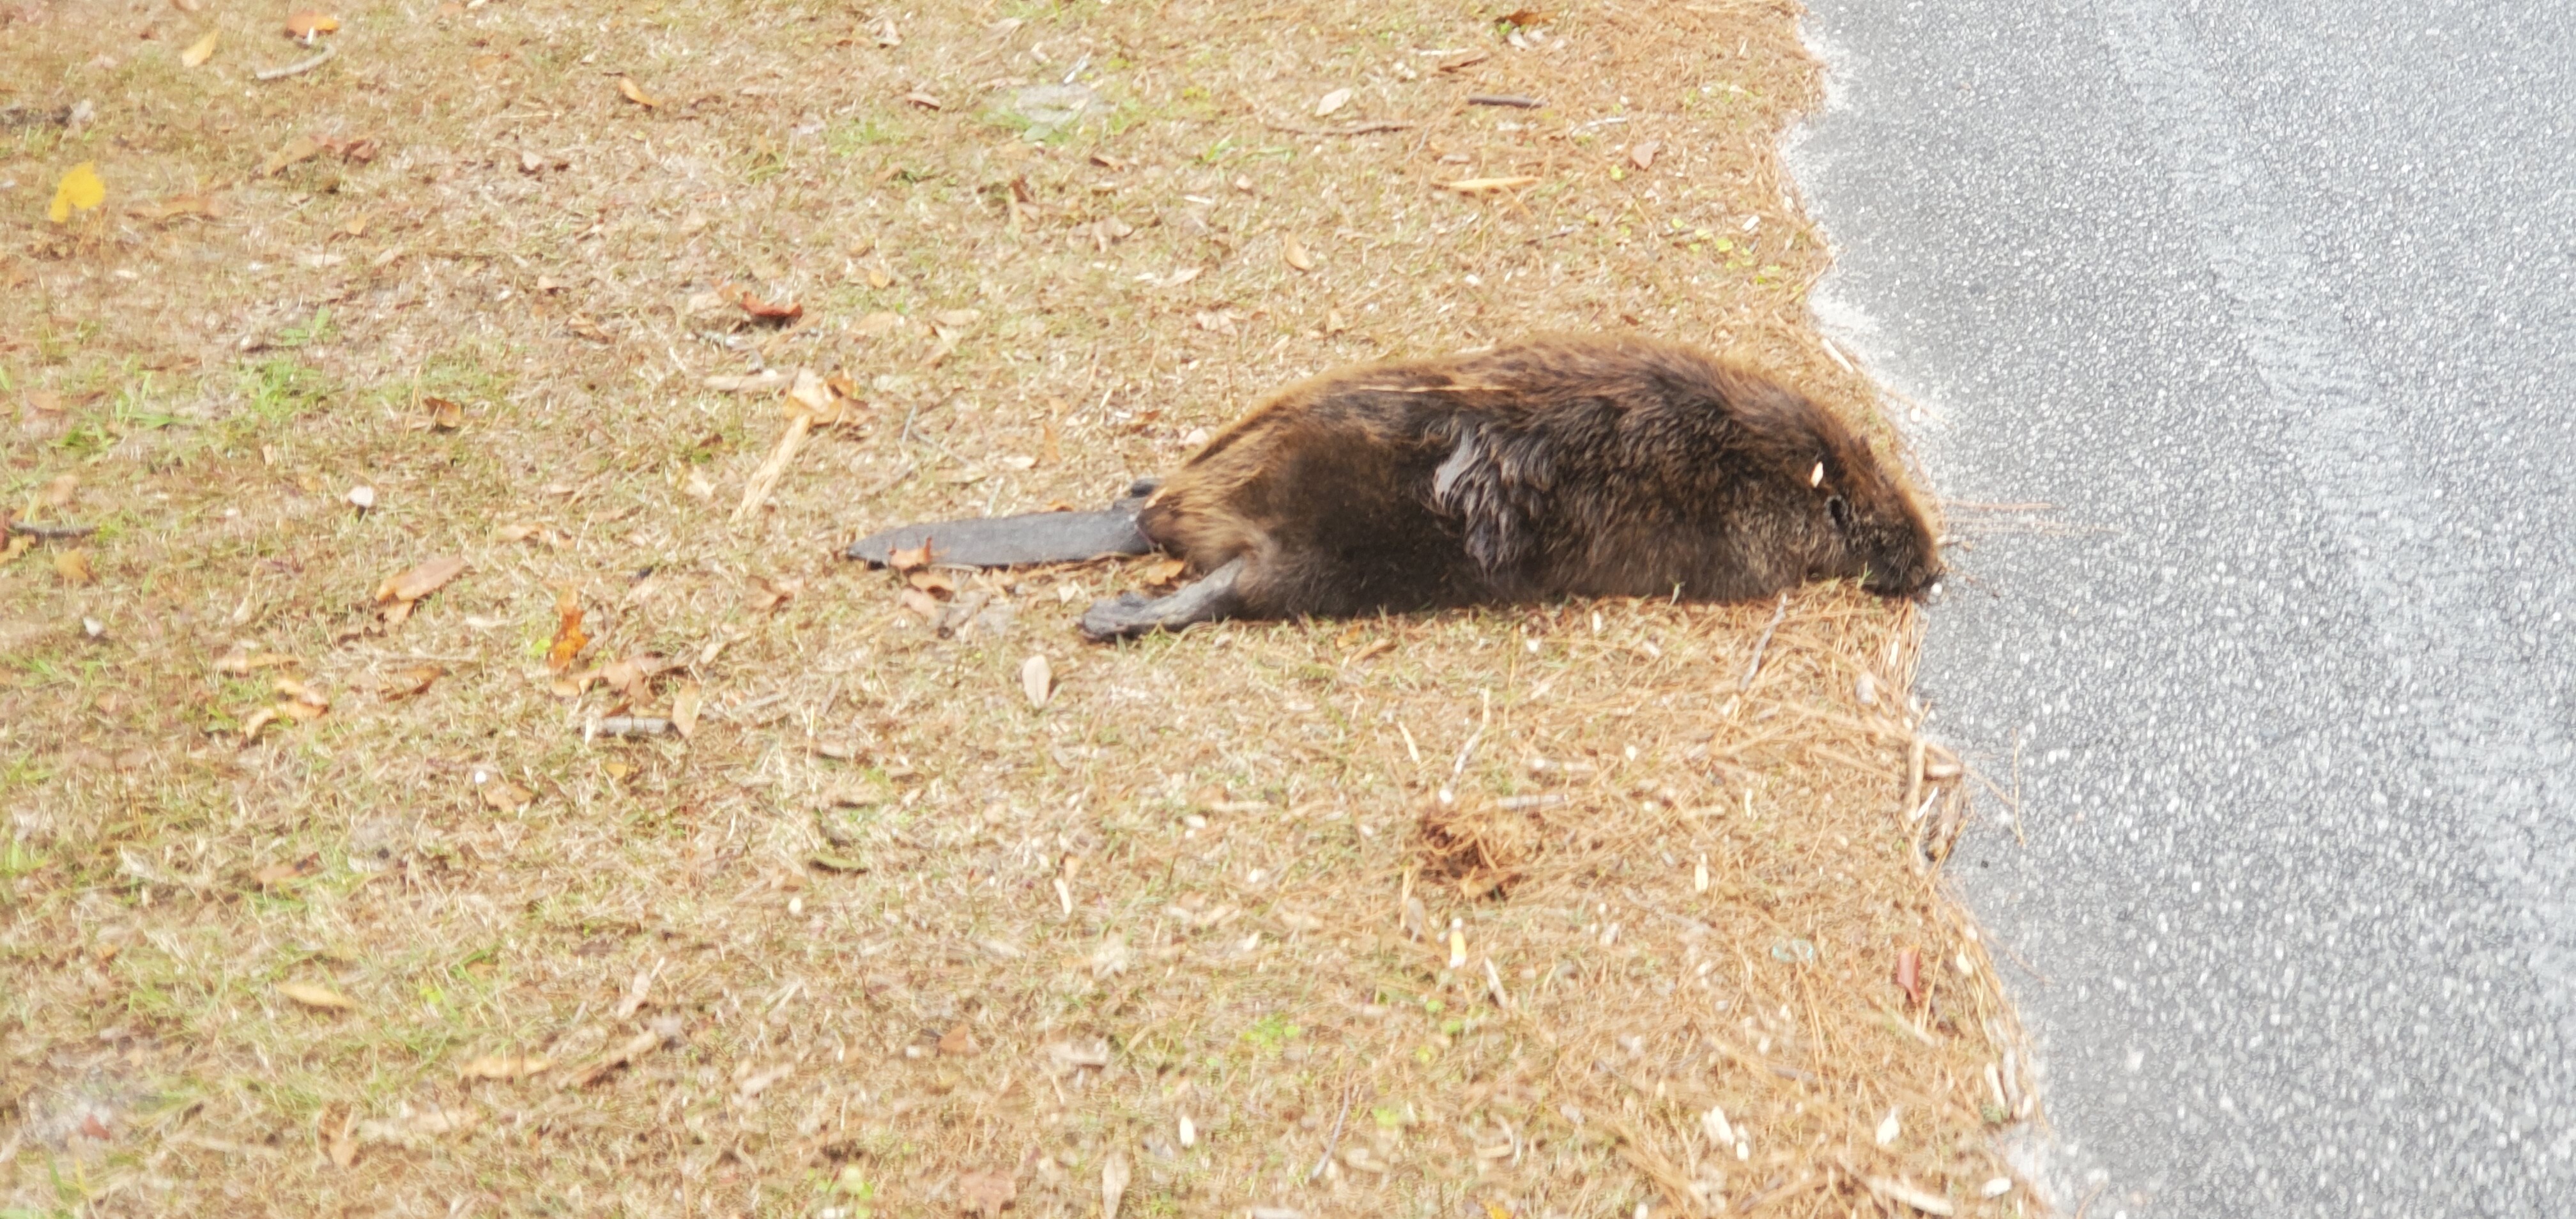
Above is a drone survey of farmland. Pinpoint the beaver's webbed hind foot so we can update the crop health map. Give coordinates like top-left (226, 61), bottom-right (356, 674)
top-left (1078, 558), bottom-right (1248, 641)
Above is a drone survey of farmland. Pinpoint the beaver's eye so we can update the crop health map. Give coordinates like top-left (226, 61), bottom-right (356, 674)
top-left (1826, 494), bottom-right (1852, 532)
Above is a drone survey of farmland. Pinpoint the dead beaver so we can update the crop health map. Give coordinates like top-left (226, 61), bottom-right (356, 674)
top-left (847, 334), bottom-right (1940, 641)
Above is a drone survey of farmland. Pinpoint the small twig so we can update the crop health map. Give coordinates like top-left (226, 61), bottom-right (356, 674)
top-left (734, 410), bottom-right (813, 523)
top-left (6, 520), bottom-right (96, 540)
top-left (1738, 592), bottom-right (1790, 690)
top-left (254, 43), bottom-right (337, 82)
top-left (1264, 120), bottom-right (1419, 137)
top-left (1307, 1084), bottom-right (1355, 1182)
top-left (1466, 94), bottom-right (1544, 108)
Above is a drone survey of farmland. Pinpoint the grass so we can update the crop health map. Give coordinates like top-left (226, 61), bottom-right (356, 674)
top-left (0, 1), bottom-right (2034, 1216)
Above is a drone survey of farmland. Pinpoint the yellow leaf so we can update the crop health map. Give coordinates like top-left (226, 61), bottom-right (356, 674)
top-left (181, 29), bottom-right (219, 68)
top-left (48, 162), bottom-right (105, 224)
top-left (617, 76), bottom-right (659, 108)
top-left (280, 982), bottom-right (356, 1011)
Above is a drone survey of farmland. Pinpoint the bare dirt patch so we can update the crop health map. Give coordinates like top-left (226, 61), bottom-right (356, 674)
top-left (2, 1), bottom-right (2030, 1216)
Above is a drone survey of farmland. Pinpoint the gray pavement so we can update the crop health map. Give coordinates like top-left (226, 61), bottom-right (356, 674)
top-left (1788, 0), bottom-right (2576, 1213)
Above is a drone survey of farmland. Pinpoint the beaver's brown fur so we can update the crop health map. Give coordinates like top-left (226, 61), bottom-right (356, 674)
top-left (846, 335), bottom-right (1940, 640)
top-left (1071, 335), bottom-right (1939, 638)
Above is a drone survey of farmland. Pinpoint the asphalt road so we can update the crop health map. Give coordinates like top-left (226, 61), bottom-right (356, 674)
top-left (1787, 1), bottom-right (2576, 1213)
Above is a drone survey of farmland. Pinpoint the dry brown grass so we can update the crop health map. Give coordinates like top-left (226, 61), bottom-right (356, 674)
top-left (1, 1), bottom-right (2034, 1216)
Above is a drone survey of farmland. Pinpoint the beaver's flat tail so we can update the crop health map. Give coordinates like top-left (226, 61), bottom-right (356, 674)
top-left (845, 507), bottom-right (1154, 568)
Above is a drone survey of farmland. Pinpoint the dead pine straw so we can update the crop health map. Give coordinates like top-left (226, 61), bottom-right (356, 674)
top-left (1, 2), bottom-right (2032, 1218)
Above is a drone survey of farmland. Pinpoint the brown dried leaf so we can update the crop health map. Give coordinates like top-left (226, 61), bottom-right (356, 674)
top-left (259, 135), bottom-right (324, 177)
top-left (240, 705), bottom-right (282, 740)
top-left (616, 76), bottom-right (659, 108)
top-left (457, 1054), bottom-right (555, 1081)
top-left (215, 647), bottom-right (297, 675)
top-left (1439, 175), bottom-right (1543, 194)
top-left (251, 855), bottom-right (318, 889)
top-left (279, 981), bottom-right (355, 1011)
top-left (1101, 1152), bottom-right (1133, 1219)
top-left (480, 779), bottom-right (533, 811)
top-left (1282, 234), bottom-right (1315, 272)
top-left (1629, 139), bottom-right (1661, 171)
top-left (903, 89), bottom-right (942, 110)
top-left (734, 287), bottom-right (802, 321)
top-left (40, 473), bottom-right (76, 507)
top-left (671, 681), bottom-right (702, 739)
top-left (375, 556), bottom-right (465, 603)
top-left (425, 396), bottom-right (463, 430)
top-left (384, 664), bottom-right (443, 699)
top-left (325, 1110), bottom-right (358, 1169)
top-left (180, 28), bottom-right (218, 67)
top-left (898, 588), bottom-right (941, 621)
top-left (546, 588), bottom-right (587, 673)
top-left (958, 1169), bottom-right (1016, 1217)
top-left (1020, 655), bottom-right (1052, 707)
top-left (282, 10), bottom-right (338, 39)
top-left (937, 1022), bottom-right (980, 1057)
top-left (749, 576), bottom-right (804, 611)
top-left (854, 310), bottom-right (905, 335)
top-left (905, 569), bottom-right (957, 597)
top-left (53, 549), bottom-right (94, 585)
top-left (1139, 556), bottom-right (1189, 588)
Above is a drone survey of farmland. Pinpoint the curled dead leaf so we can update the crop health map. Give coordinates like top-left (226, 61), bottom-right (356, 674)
top-left (180, 28), bottom-right (218, 67)
top-left (279, 981), bottom-right (355, 1011)
top-left (1282, 234), bottom-right (1315, 272)
top-left (1439, 175), bottom-right (1544, 194)
top-left (1020, 654), bottom-right (1052, 707)
top-left (1314, 88), bottom-right (1351, 118)
top-left (671, 682), bottom-right (702, 739)
top-left (374, 556), bottom-right (465, 603)
top-left (546, 588), bottom-right (587, 673)
top-left (457, 1054), bottom-right (555, 1081)
top-left (54, 549), bottom-right (96, 585)
top-left (937, 1022), bottom-right (980, 1057)
top-left (887, 540), bottom-right (933, 571)
top-left (616, 76), bottom-right (659, 108)
top-left (283, 10), bottom-right (338, 40)
top-left (733, 287), bottom-right (802, 321)
top-left (425, 397), bottom-right (463, 430)
top-left (480, 779), bottom-right (533, 811)
top-left (259, 135), bottom-right (324, 177)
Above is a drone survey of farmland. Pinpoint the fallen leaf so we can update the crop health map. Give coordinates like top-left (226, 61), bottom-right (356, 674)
top-left (616, 75), bottom-right (659, 108)
top-left (906, 569), bottom-right (957, 597)
top-left (1439, 176), bottom-right (1543, 194)
top-left (854, 310), bottom-right (905, 335)
top-left (933, 308), bottom-right (983, 329)
top-left (283, 10), bottom-right (338, 40)
top-left (376, 556), bottom-right (464, 603)
top-left (280, 982), bottom-right (355, 1011)
top-left (958, 1169), bottom-right (1016, 1217)
top-left (480, 779), bottom-right (533, 810)
top-left (546, 588), bottom-right (586, 673)
top-left (259, 136), bottom-right (323, 177)
top-left (786, 367), bottom-right (832, 414)
top-left (384, 664), bottom-right (443, 699)
top-left (1324, 308), bottom-right (1349, 334)
top-left (1139, 556), bottom-right (1188, 587)
top-left (54, 549), bottom-right (95, 585)
top-left (937, 1022), bottom-right (980, 1057)
top-left (42, 473), bottom-right (77, 506)
top-left (1020, 654), bottom-right (1052, 707)
top-left (342, 212), bottom-right (367, 236)
top-left (48, 162), bottom-right (105, 224)
top-left (734, 287), bottom-right (802, 321)
top-left (1282, 234), bottom-right (1315, 272)
top-left (1896, 947), bottom-right (1924, 1004)
top-left (457, 1054), bottom-right (555, 1081)
top-left (867, 268), bottom-right (894, 289)
top-left (1629, 139), bottom-right (1661, 171)
top-left (904, 89), bottom-right (942, 110)
top-left (180, 28), bottom-right (218, 67)
top-left (566, 1028), bottom-right (663, 1089)
top-left (749, 576), bottom-right (804, 611)
top-left (887, 541), bottom-right (934, 572)
top-left (671, 682), bottom-right (702, 739)
top-left (1101, 1153), bottom-right (1133, 1219)
top-left (1501, 8), bottom-right (1551, 27)
top-left (425, 397), bottom-right (463, 430)
top-left (251, 855), bottom-right (317, 889)
top-left (1314, 88), bottom-right (1352, 118)
top-left (1864, 1177), bottom-right (1957, 1217)
top-left (214, 650), bottom-right (298, 677)
top-left (325, 1110), bottom-right (358, 1168)
top-left (703, 369), bottom-right (789, 394)
top-left (899, 588), bottom-right (941, 621)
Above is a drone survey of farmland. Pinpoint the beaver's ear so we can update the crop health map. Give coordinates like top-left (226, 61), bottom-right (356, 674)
top-left (1809, 460), bottom-right (1826, 488)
